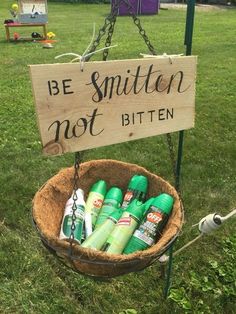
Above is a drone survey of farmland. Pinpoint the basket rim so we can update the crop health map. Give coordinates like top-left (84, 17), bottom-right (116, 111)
top-left (32, 159), bottom-right (184, 264)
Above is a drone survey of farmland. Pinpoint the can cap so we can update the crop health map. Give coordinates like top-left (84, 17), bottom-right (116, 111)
top-left (90, 180), bottom-right (107, 196)
top-left (127, 175), bottom-right (139, 189)
top-left (108, 208), bottom-right (123, 222)
top-left (105, 187), bottom-right (123, 205)
top-left (152, 193), bottom-right (174, 215)
top-left (126, 199), bottom-right (146, 221)
top-left (128, 175), bottom-right (148, 193)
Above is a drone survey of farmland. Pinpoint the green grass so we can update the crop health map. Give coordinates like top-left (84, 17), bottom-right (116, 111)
top-left (0, 1), bottom-right (236, 313)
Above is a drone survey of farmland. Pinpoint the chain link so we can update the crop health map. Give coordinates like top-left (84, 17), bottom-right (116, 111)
top-left (103, 18), bottom-right (117, 61)
top-left (86, 1), bottom-right (120, 61)
top-left (87, 0), bottom-right (157, 61)
top-left (85, 19), bottom-right (110, 61)
top-left (131, 16), bottom-right (157, 55)
top-left (102, 0), bottom-right (120, 60)
top-left (69, 152), bottom-right (82, 254)
top-left (122, 0), bottom-right (157, 55)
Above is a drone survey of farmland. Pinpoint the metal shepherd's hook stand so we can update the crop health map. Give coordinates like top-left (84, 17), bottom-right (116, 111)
top-left (162, 0), bottom-right (196, 298)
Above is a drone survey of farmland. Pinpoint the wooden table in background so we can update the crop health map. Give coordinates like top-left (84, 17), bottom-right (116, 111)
top-left (4, 23), bottom-right (47, 41)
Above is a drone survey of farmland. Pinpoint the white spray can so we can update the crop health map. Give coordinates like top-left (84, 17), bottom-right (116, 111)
top-left (59, 189), bottom-right (85, 244)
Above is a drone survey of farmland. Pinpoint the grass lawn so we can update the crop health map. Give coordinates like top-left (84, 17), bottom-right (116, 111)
top-left (0, 1), bottom-right (235, 313)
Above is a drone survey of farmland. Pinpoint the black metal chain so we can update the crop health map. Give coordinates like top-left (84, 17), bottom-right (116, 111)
top-left (86, 2), bottom-right (120, 61)
top-left (117, 0), bottom-right (157, 56)
top-left (102, 18), bottom-right (117, 61)
top-left (85, 18), bottom-right (112, 62)
top-left (69, 152), bottom-right (82, 254)
top-left (102, 0), bottom-right (120, 60)
top-left (132, 16), bottom-right (156, 55)
top-left (122, 0), bottom-right (157, 56)
top-left (87, 0), bottom-right (157, 61)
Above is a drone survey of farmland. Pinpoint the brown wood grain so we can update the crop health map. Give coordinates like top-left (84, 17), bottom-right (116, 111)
top-left (30, 56), bottom-right (197, 156)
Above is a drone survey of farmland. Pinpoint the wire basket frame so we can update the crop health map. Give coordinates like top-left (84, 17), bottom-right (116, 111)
top-left (32, 159), bottom-right (183, 278)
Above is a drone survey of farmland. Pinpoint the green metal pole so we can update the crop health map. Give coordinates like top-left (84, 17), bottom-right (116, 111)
top-left (176, 0), bottom-right (196, 191)
top-left (163, 242), bottom-right (174, 298)
top-left (175, 130), bottom-right (184, 192)
top-left (185, 0), bottom-right (196, 56)
top-left (164, 0), bottom-right (196, 299)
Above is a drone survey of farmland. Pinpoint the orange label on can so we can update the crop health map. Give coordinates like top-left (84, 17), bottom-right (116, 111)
top-left (117, 217), bottom-right (131, 226)
top-left (147, 212), bottom-right (163, 223)
top-left (124, 191), bottom-right (133, 202)
top-left (93, 199), bottom-right (103, 208)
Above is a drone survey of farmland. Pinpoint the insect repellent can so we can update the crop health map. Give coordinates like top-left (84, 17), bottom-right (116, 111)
top-left (81, 209), bottom-right (123, 250)
top-left (84, 180), bottom-right (107, 238)
top-left (123, 193), bottom-right (174, 254)
top-left (121, 175), bottom-right (148, 210)
top-left (59, 188), bottom-right (85, 244)
top-left (95, 187), bottom-right (123, 229)
top-left (104, 199), bottom-right (147, 254)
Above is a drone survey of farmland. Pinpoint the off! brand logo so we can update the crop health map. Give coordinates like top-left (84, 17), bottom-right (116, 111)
top-left (93, 199), bottom-right (103, 208)
top-left (118, 217), bottom-right (131, 226)
top-left (124, 191), bottom-right (133, 202)
top-left (147, 212), bottom-right (162, 223)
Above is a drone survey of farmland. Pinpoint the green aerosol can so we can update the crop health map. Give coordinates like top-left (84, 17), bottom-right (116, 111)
top-left (123, 193), bottom-right (174, 254)
top-left (95, 187), bottom-right (123, 229)
top-left (84, 180), bottom-right (107, 238)
top-left (121, 175), bottom-right (148, 210)
top-left (104, 198), bottom-right (153, 254)
top-left (81, 209), bottom-right (123, 251)
top-left (59, 188), bottom-right (85, 244)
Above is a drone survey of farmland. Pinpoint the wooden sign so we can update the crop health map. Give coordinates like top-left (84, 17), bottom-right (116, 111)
top-left (30, 56), bottom-right (197, 156)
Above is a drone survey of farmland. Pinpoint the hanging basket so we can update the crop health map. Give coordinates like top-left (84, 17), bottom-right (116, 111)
top-left (32, 159), bottom-right (183, 278)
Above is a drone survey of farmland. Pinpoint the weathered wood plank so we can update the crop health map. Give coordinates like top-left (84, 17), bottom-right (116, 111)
top-left (30, 56), bottom-right (197, 156)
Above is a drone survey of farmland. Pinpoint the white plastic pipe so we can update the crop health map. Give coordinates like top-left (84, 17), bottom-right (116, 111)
top-left (199, 209), bottom-right (236, 234)
top-left (159, 208), bottom-right (236, 263)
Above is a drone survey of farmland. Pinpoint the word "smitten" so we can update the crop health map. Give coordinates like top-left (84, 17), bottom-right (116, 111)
top-left (87, 64), bottom-right (190, 103)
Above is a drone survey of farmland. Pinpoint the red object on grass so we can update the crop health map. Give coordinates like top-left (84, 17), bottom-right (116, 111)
top-left (13, 32), bottom-right (20, 40)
